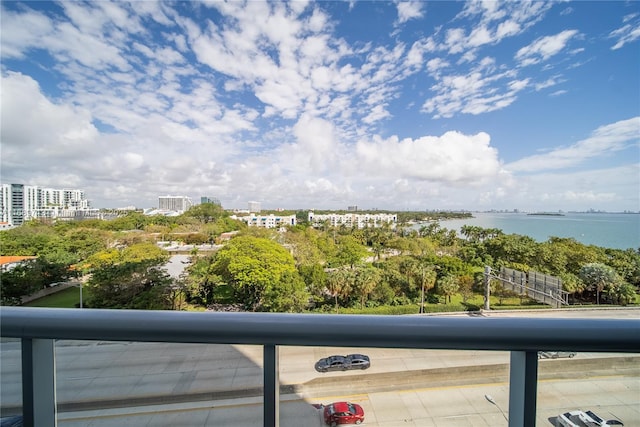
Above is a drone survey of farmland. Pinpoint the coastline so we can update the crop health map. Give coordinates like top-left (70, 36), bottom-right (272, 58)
top-left (414, 212), bottom-right (639, 250)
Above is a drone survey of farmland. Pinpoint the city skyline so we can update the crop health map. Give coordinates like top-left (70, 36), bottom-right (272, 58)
top-left (1, 1), bottom-right (639, 212)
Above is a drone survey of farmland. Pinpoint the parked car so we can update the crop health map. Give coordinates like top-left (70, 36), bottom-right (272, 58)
top-left (315, 354), bottom-right (370, 372)
top-left (538, 351), bottom-right (577, 359)
top-left (323, 401), bottom-right (365, 426)
top-left (556, 410), bottom-right (623, 426)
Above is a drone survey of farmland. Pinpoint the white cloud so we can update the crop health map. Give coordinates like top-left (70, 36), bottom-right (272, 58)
top-left (395, 1), bottom-right (424, 25)
top-left (515, 30), bottom-right (579, 66)
top-left (0, 6), bottom-right (54, 59)
top-left (609, 14), bottom-right (640, 50)
top-left (535, 75), bottom-right (564, 91)
top-left (506, 117), bottom-right (640, 172)
top-left (355, 131), bottom-right (502, 183)
top-left (422, 67), bottom-right (524, 118)
top-left (0, 72), bottom-right (98, 153)
top-left (1, 1), bottom-right (637, 212)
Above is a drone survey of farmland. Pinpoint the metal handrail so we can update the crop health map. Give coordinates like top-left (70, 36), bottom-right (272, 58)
top-left (1, 307), bottom-right (639, 352)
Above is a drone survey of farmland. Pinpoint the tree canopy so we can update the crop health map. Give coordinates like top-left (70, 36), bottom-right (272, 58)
top-left (212, 236), bottom-right (309, 311)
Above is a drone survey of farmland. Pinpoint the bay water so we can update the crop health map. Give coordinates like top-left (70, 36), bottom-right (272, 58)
top-left (424, 212), bottom-right (639, 250)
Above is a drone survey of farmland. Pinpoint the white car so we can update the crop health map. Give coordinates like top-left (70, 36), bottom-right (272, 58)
top-left (556, 410), bottom-right (623, 426)
top-left (538, 351), bottom-right (576, 359)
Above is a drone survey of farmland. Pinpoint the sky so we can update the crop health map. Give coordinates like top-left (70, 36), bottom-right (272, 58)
top-left (1, 1), bottom-right (639, 212)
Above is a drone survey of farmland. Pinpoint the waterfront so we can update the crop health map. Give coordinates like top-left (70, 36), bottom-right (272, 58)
top-left (425, 212), bottom-right (639, 250)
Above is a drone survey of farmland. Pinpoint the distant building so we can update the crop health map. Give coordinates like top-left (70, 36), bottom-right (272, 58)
top-left (308, 211), bottom-right (397, 229)
top-left (248, 201), bottom-right (261, 213)
top-left (1, 183), bottom-right (92, 226)
top-left (201, 196), bottom-right (221, 206)
top-left (158, 195), bottom-right (193, 213)
top-left (233, 213), bottom-right (296, 229)
top-left (347, 206), bottom-right (358, 211)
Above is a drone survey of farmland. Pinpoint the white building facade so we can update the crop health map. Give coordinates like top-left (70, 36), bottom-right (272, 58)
top-left (233, 213), bottom-right (296, 229)
top-left (308, 211), bottom-right (397, 229)
top-left (158, 195), bottom-right (193, 213)
top-left (0, 183), bottom-right (93, 226)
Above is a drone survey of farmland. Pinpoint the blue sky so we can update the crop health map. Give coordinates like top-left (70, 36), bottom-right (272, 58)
top-left (1, 1), bottom-right (639, 212)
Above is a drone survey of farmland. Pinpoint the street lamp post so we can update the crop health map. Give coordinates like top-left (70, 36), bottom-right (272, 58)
top-left (484, 266), bottom-right (491, 310)
top-left (420, 266), bottom-right (425, 314)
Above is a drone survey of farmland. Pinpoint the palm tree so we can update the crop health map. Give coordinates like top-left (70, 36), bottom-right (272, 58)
top-left (418, 265), bottom-right (437, 313)
top-left (439, 275), bottom-right (459, 303)
top-left (326, 267), bottom-right (350, 312)
top-left (353, 266), bottom-right (380, 309)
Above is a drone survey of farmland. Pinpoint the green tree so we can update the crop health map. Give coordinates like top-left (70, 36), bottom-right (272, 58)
top-left (298, 263), bottom-right (327, 301)
top-left (579, 262), bottom-right (621, 305)
top-left (604, 248), bottom-right (640, 288)
top-left (439, 275), bottom-right (459, 303)
top-left (0, 224), bottom-right (55, 256)
top-left (103, 212), bottom-right (149, 231)
top-left (212, 236), bottom-right (308, 311)
top-left (331, 235), bottom-right (369, 267)
top-left (607, 282), bottom-right (636, 306)
top-left (0, 260), bottom-right (44, 305)
top-left (85, 243), bottom-right (171, 309)
top-left (262, 271), bottom-right (310, 312)
top-left (284, 227), bottom-right (326, 267)
top-left (418, 264), bottom-right (437, 313)
top-left (326, 267), bottom-right (351, 311)
top-left (185, 255), bottom-right (223, 306)
top-left (458, 274), bottom-right (474, 303)
top-left (182, 203), bottom-right (226, 224)
top-left (352, 265), bottom-right (381, 308)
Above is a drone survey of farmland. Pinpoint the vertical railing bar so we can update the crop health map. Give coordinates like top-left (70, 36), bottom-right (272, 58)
top-left (21, 338), bottom-right (34, 427)
top-left (263, 344), bottom-right (279, 427)
top-left (508, 350), bottom-right (538, 427)
top-left (33, 339), bottom-right (57, 426)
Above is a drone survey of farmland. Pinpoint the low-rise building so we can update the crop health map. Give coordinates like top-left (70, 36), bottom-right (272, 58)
top-left (308, 211), bottom-right (397, 229)
top-left (233, 213), bottom-right (296, 229)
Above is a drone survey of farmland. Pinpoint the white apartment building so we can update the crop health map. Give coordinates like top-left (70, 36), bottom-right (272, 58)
top-left (308, 211), bottom-right (397, 229)
top-left (1, 183), bottom-right (92, 226)
top-left (158, 195), bottom-right (193, 213)
top-left (233, 213), bottom-right (296, 229)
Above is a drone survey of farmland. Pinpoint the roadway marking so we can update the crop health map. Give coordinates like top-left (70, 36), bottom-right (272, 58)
top-left (57, 374), bottom-right (637, 422)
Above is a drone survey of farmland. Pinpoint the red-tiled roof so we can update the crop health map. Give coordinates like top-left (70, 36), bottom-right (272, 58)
top-left (0, 256), bottom-right (38, 266)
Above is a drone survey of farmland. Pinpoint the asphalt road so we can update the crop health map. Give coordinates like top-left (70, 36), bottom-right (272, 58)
top-left (54, 376), bottom-right (639, 426)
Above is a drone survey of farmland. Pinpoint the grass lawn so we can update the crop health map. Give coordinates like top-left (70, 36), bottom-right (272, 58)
top-left (24, 286), bottom-right (88, 308)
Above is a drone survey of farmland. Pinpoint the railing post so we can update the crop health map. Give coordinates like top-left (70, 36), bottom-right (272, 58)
top-left (508, 350), bottom-right (537, 427)
top-left (22, 338), bottom-right (57, 427)
top-left (264, 344), bottom-right (279, 427)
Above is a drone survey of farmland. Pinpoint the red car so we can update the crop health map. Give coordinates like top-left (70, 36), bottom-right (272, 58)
top-left (323, 401), bottom-right (365, 426)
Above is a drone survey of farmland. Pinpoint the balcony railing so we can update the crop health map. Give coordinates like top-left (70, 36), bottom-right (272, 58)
top-left (1, 307), bottom-right (639, 427)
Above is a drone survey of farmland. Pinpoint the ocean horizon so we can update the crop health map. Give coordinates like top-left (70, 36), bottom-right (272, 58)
top-left (423, 212), bottom-right (639, 250)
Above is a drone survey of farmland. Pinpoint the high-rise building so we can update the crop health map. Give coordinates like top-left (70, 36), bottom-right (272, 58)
top-left (158, 195), bottom-right (193, 213)
top-left (0, 184), bottom-right (10, 224)
top-left (201, 196), bottom-right (221, 206)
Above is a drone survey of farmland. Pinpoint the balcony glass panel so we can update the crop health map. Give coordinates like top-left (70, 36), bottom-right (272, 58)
top-left (537, 351), bottom-right (639, 427)
top-left (0, 338), bottom-right (22, 418)
top-left (53, 341), bottom-right (263, 426)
